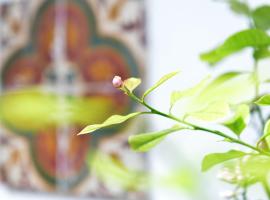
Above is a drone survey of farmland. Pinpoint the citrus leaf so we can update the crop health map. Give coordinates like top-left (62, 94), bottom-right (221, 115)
top-left (78, 112), bottom-right (142, 135)
top-left (253, 48), bottom-right (270, 60)
top-left (226, 0), bottom-right (250, 16)
top-left (223, 104), bottom-right (250, 136)
top-left (198, 72), bottom-right (255, 104)
top-left (265, 120), bottom-right (270, 136)
top-left (172, 72), bottom-right (255, 120)
top-left (187, 101), bottom-right (230, 122)
top-left (263, 120), bottom-right (270, 147)
top-left (200, 29), bottom-right (270, 65)
top-left (252, 6), bottom-right (270, 31)
top-left (255, 95), bottom-right (270, 106)
top-left (123, 77), bottom-right (141, 93)
top-left (129, 125), bottom-right (185, 152)
top-left (170, 76), bottom-right (210, 112)
top-left (142, 71), bottom-right (179, 100)
top-left (202, 150), bottom-right (246, 172)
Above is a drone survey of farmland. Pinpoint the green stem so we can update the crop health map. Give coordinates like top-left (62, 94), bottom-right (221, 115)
top-left (242, 184), bottom-right (248, 200)
top-left (254, 60), bottom-right (260, 98)
top-left (127, 91), bottom-right (270, 156)
top-left (262, 179), bottom-right (270, 200)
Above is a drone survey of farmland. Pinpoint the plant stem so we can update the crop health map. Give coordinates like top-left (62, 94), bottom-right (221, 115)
top-left (262, 179), bottom-right (270, 200)
top-left (254, 60), bottom-right (259, 99)
top-left (242, 185), bottom-right (247, 200)
top-left (127, 91), bottom-right (270, 156)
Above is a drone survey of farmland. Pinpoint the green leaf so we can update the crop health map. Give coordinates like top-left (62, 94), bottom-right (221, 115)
top-left (202, 150), bottom-right (246, 172)
top-left (200, 29), bottom-right (270, 65)
top-left (142, 71), bottom-right (179, 100)
top-left (252, 6), bottom-right (270, 31)
top-left (223, 104), bottom-right (250, 136)
top-left (129, 125), bottom-right (185, 152)
top-left (171, 72), bottom-right (255, 120)
top-left (265, 120), bottom-right (270, 136)
top-left (187, 101), bottom-right (230, 122)
top-left (253, 48), bottom-right (270, 60)
top-left (170, 76), bottom-right (210, 112)
top-left (255, 95), bottom-right (270, 106)
top-left (226, 0), bottom-right (250, 16)
top-left (198, 72), bottom-right (256, 104)
top-left (78, 112), bottom-right (142, 135)
top-left (123, 77), bottom-right (141, 93)
top-left (263, 120), bottom-right (270, 147)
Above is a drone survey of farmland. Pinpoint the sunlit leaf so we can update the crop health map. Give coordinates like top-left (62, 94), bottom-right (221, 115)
top-left (78, 112), bottom-right (142, 135)
top-left (129, 125), bottom-right (186, 152)
top-left (187, 101), bottom-right (230, 122)
top-left (202, 150), bottom-right (246, 172)
top-left (255, 94), bottom-right (270, 106)
top-left (200, 29), bottom-right (270, 65)
top-left (172, 72), bottom-right (255, 120)
top-left (223, 104), bottom-right (250, 136)
top-left (252, 6), bottom-right (270, 30)
top-left (241, 155), bottom-right (270, 182)
top-left (170, 76), bottom-right (210, 112)
top-left (196, 72), bottom-right (255, 106)
top-left (123, 77), bottom-right (141, 93)
top-left (142, 71), bottom-right (179, 100)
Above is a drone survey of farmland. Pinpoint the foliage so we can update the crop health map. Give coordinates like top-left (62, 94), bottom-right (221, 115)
top-left (80, 0), bottom-right (270, 199)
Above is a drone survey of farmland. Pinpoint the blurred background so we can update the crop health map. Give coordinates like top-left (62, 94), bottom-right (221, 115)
top-left (0, 0), bottom-right (269, 200)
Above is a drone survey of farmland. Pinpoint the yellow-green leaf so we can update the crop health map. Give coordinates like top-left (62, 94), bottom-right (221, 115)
top-left (129, 125), bottom-right (185, 152)
top-left (170, 76), bottom-right (210, 112)
top-left (123, 77), bottom-right (141, 93)
top-left (78, 112), bottom-right (142, 135)
top-left (187, 101), bottom-right (230, 122)
top-left (202, 150), bottom-right (246, 172)
top-left (255, 95), bottom-right (270, 106)
top-left (142, 71), bottom-right (179, 100)
top-left (223, 104), bottom-right (250, 136)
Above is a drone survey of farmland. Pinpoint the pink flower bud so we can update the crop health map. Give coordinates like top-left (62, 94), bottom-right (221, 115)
top-left (112, 76), bottom-right (123, 88)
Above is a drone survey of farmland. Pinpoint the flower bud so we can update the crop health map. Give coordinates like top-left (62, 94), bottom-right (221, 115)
top-left (112, 76), bottom-right (123, 88)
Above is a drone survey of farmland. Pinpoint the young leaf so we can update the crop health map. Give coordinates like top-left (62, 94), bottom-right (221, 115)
top-left (123, 77), bottom-right (141, 93)
top-left (202, 150), bottom-right (246, 172)
top-left (223, 104), bottom-right (250, 136)
top-left (187, 101), bottom-right (230, 122)
top-left (129, 125), bottom-right (185, 152)
top-left (170, 76), bottom-right (210, 112)
top-left (200, 29), bottom-right (270, 65)
top-left (255, 95), bottom-right (270, 106)
top-left (142, 71), bottom-right (179, 100)
top-left (78, 112), bottom-right (142, 135)
top-left (172, 72), bottom-right (255, 120)
top-left (226, 0), bottom-right (250, 16)
top-left (252, 6), bottom-right (270, 31)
